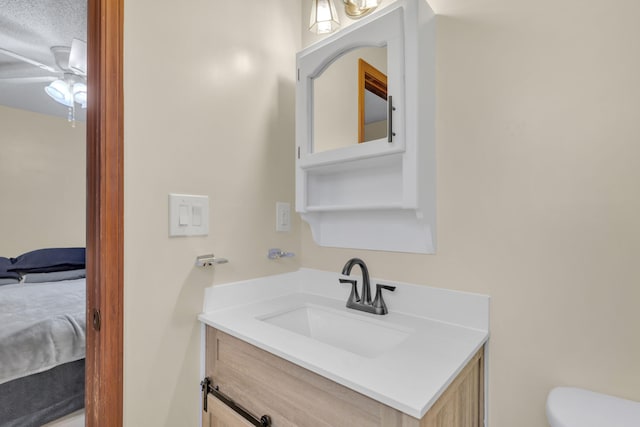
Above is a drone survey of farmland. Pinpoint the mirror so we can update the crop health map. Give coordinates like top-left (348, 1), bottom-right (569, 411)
top-left (312, 46), bottom-right (387, 153)
top-left (358, 58), bottom-right (387, 143)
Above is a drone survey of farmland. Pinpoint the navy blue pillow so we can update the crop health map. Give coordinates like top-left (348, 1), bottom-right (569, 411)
top-left (9, 248), bottom-right (86, 274)
top-left (0, 257), bottom-right (21, 280)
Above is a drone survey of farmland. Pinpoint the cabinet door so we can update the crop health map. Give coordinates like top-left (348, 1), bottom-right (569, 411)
top-left (296, 5), bottom-right (406, 169)
top-left (203, 394), bottom-right (255, 427)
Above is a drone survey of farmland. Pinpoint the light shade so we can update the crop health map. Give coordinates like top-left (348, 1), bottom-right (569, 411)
top-left (310, 0), bottom-right (340, 34)
top-left (344, 0), bottom-right (380, 18)
top-left (72, 82), bottom-right (87, 109)
top-left (44, 79), bottom-right (73, 107)
top-left (360, 0), bottom-right (379, 7)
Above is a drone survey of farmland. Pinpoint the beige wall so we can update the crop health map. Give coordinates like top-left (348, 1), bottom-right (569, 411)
top-left (0, 105), bottom-right (85, 255)
top-left (123, 0), bottom-right (301, 425)
top-left (301, 0), bottom-right (640, 426)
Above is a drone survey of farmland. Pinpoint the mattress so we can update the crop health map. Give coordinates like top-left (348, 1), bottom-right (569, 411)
top-left (0, 279), bottom-right (86, 385)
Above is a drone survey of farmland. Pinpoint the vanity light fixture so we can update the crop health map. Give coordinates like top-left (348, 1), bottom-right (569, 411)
top-left (343, 0), bottom-right (380, 18)
top-left (309, 0), bottom-right (382, 35)
top-left (309, 0), bottom-right (340, 34)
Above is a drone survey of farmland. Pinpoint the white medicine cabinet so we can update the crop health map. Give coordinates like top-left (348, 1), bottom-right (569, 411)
top-left (295, 0), bottom-right (436, 254)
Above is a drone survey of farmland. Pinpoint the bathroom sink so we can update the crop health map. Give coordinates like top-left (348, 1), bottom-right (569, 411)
top-left (258, 304), bottom-right (411, 358)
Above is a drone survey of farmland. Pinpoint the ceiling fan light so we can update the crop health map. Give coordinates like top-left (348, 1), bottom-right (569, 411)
top-left (74, 93), bottom-right (87, 108)
top-left (73, 83), bottom-right (88, 109)
top-left (44, 80), bottom-right (73, 107)
top-left (72, 81), bottom-right (87, 95)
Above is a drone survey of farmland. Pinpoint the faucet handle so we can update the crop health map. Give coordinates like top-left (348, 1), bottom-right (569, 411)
top-left (372, 284), bottom-right (396, 315)
top-left (339, 278), bottom-right (360, 303)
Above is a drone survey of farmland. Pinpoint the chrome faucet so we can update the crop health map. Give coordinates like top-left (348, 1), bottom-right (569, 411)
top-left (339, 258), bottom-right (396, 315)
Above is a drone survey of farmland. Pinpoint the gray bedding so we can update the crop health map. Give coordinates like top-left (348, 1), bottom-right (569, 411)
top-left (0, 279), bottom-right (86, 385)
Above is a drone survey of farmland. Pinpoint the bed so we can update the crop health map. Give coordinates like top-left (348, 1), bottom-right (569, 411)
top-left (0, 248), bottom-right (86, 427)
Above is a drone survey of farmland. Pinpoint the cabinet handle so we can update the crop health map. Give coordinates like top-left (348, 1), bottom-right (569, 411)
top-left (388, 95), bottom-right (396, 143)
top-left (201, 377), bottom-right (272, 427)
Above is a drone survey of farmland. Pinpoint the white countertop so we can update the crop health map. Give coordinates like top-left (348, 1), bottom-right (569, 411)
top-left (198, 268), bottom-right (489, 419)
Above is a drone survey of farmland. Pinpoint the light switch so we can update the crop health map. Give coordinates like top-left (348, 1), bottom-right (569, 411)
top-left (276, 202), bottom-right (291, 232)
top-left (179, 204), bottom-right (189, 226)
top-left (169, 194), bottom-right (209, 237)
top-left (192, 205), bottom-right (202, 226)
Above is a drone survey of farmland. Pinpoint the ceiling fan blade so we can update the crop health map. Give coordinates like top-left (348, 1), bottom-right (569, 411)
top-left (0, 47), bottom-right (57, 73)
top-left (68, 39), bottom-right (87, 76)
top-left (0, 76), bottom-right (58, 84)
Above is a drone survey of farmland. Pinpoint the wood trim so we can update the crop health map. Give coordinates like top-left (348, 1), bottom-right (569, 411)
top-left (85, 0), bottom-right (124, 424)
top-left (358, 58), bottom-right (388, 143)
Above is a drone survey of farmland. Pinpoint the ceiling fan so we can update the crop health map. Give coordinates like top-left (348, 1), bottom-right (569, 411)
top-left (0, 38), bottom-right (87, 117)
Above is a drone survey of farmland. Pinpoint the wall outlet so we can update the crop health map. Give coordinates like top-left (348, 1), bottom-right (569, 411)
top-left (276, 202), bottom-right (291, 232)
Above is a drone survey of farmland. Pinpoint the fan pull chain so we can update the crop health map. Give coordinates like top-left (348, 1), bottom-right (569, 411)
top-left (67, 105), bottom-right (76, 128)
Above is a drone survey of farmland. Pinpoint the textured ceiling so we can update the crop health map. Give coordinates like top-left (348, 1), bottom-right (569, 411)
top-left (0, 0), bottom-right (87, 119)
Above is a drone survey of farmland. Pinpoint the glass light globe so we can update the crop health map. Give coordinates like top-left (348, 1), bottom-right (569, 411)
top-left (310, 0), bottom-right (340, 34)
top-left (73, 82), bottom-right (88, 109)
top-left (44, 80), bottom-right (73, 107)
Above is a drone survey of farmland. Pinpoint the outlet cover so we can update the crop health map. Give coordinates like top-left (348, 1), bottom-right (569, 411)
top-left (276, 202), bottom-right (291, 232)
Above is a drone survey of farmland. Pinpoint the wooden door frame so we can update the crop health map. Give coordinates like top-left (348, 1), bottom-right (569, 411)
top-left (86, 0), bottom-right (124, 425)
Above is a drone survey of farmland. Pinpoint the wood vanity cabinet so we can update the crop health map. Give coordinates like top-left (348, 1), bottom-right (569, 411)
top-left (203, 327), bottom-right (484, 427)
top-left (205, 394), bottom-right (255, 427)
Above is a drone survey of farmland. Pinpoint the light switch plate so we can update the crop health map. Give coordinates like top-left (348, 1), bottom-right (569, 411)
top-left (276, 202), bottom-right (291, 232)
top-left (169, 194), bottom-right (209, 236)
